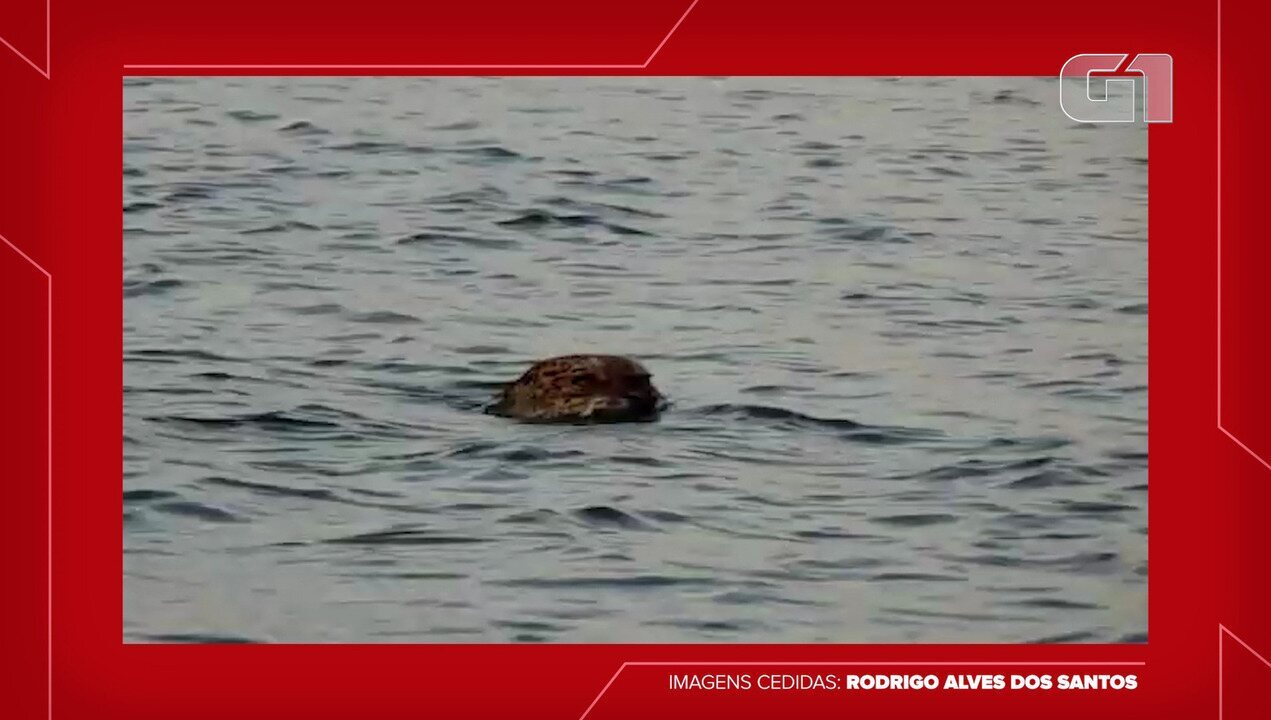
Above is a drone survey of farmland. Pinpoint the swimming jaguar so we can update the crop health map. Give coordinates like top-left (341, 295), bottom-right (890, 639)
top-left (485, 354), bottom-right (665, 423)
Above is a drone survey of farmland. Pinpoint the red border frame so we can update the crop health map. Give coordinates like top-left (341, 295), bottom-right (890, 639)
top-left (2, 1), bottom-right (1267, 718)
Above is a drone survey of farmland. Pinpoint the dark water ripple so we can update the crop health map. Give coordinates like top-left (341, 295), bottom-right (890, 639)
top-left (124, 77), bottom-right (1146, 644)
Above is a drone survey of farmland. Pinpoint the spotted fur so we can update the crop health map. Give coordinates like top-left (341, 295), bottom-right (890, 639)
top-left (486, 354), bottom-right (665, 423)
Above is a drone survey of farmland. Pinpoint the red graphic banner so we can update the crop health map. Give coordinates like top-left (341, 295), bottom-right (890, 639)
top-left (0, 1), bottom-right (1266, 718)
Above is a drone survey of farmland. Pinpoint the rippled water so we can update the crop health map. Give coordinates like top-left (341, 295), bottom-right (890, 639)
top-left (123, 77), bottom-right (1147, 643)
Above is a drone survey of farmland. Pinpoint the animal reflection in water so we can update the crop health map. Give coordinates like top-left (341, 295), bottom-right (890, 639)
top-left (486, 355), bottom-right (666, 423)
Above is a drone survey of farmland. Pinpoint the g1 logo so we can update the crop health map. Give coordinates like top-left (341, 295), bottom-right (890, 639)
top-left (1060, 53), bottom-right (1173, 123)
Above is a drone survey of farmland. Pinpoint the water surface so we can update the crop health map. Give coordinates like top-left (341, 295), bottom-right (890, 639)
top-left (124, 77), bottom-right (1147, 643)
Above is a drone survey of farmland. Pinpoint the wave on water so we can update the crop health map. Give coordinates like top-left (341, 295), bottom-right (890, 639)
top-left (689, 403), bottom-right (940, 444)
